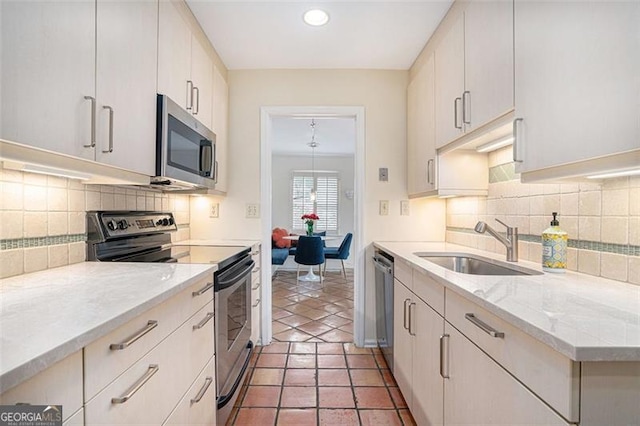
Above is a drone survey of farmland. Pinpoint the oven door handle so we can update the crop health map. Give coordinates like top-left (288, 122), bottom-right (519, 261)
top-left (216, 259), bottom-right (255, 291)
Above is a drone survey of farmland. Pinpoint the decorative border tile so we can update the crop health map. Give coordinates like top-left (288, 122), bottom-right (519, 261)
top-left (0, 234), bottom-right (86, 250)
top-left (446, 226), bottom-right (639, 257)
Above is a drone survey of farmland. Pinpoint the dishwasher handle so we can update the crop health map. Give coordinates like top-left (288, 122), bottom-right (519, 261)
top-left (372, 256), bottom-right (393, 275)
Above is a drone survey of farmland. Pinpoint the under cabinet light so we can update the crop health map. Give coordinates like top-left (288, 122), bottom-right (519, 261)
top-left (3, 161), bottom-right (91, 181)
top-left (476, 137), bottom-right (514, 153)
top-left (439, 195), bottom-right (457, 199)
top-left (586, 169), bottom-right (640, 179)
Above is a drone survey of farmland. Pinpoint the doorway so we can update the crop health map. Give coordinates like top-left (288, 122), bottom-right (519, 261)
top-left (259, 106), bottom-right (365, 347)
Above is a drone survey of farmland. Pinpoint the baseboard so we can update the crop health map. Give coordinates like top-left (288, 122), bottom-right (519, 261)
top-left (363, 338), bottom-right (378, 348)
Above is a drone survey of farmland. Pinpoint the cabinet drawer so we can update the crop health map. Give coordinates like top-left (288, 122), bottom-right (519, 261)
top-left (163, 356), bottom-right (216, 425)
top-left (394, 258), bottom-right (412, 288)
top-left (0, 351), bottom-right (83, 422)
top-left (84, 276), bottom-right (213, 400)
top-left (188, 303), bottom-right (215, 382)
top-left (412, 268), bottom-right (444, 316)
top-left (446, 290), bottom-right (579, 422)
top-left (85, 303), bottom-right (211, 425)
top-left (63, 408), bottom-right (84, 426)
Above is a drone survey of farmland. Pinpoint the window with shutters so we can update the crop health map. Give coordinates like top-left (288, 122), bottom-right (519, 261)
top-left (291, 171), bottom-right (339, 232)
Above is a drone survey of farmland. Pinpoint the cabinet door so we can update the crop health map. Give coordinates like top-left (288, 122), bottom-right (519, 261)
top-left (212, 65), bottom-right (229, 193)
top-left (163, 357), bottom-right (216, 426)
top-left (95, 0), bottom-right (158, 175)
top-left (407, 54), bottom-right (436, 196)
top-left (514, 1), bottom-right (640, 174)
top-left (0, 1), bottom-right (95, 160)
top-left (392, 279), bottom-right (413, 409)
top-left (444, 324), bottom-right (569, 425)
top-left (190, 36), bottom-right (214, 130)
top-left (435, 15), bottom-right (465, 149)
top-left (410, 298), bottom-right (444, 426)
top-left (158, 1), bottom-right (192, 110)
top-left (464, 0), bottom-right (514, 131)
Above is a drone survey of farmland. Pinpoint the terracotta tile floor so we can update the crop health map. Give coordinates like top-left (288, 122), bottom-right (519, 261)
top-left (228, 270), bottom-right (416, 425)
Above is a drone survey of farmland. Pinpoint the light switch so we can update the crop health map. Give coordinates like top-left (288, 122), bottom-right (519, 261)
top-left (379, 200), bottom-right (389, 216)
top-left (246, 203), bottom-right (260, 218)
top-left (379, 168), bottom-right (388, 182)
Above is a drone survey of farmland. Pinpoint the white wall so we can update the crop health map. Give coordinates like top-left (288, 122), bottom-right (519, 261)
top-left (189, 69), bottom-right (447, 343)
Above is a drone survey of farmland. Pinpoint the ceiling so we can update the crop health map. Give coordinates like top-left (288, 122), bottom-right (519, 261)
top-left (271, 117), bottom-right (356, 156)
top-left (186, 1), bottom-right (453, 70)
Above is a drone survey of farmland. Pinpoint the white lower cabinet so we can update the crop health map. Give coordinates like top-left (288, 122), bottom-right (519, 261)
top-left (393, 278), bottom-right (444, 425)
top-left (444, 322), bottom-right (569, 425)
top-left (163, 357), bottom-right (216, 426)
top-left (63, 408), bottom-right (84, 426)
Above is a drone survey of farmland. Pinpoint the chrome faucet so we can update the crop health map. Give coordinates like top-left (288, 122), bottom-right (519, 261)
top-left (474, 219), bottom-right (519, 262)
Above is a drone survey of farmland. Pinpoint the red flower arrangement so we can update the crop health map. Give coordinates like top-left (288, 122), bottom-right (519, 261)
top-left (301, 213), bottom-right (320, 236)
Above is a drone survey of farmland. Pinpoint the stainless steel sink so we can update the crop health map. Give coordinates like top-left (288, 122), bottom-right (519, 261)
top-left (415, 252), bottom-right (543, 276)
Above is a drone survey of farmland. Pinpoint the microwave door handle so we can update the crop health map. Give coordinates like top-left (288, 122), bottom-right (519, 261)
top-left (199, 141), bottom-right (213, 177)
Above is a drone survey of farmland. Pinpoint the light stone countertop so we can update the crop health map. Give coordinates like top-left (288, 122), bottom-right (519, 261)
top-left (180, 239), bottom-right (260, 248)
top-left (0, 262), bottom-right (216, 394)
top-left (374, 241), bottom-right (640, 362)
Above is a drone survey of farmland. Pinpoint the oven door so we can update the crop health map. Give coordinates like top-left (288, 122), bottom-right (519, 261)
top-left (215, 255), bottom-right (254, 413)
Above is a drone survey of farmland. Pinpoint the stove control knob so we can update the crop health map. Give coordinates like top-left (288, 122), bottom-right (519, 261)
top-left (162, 218), bottom-right (169, 226)
top-left (117, 219), bottom-right (129, 230)
top-left (155, 219), bottom-right (163, 226)
top-left (168, 217), bottom-right (175, 226)
top-left (106, 219), bottom-right (118, 231)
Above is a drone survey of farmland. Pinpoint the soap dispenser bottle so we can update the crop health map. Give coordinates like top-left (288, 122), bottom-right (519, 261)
top-left (542, 212), bottom-right (568, 273)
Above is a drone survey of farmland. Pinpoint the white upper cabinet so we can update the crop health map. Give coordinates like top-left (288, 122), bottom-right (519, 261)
top-left (158, 1), bottom-right (192, 110)
top-left (212, 65), bottom-right (229, 193)
top-left (514, 1), bottom-right (640, 177)
top-left (95, 0), bottom-right (158, 175)
top-left (464, 0), bottom-right (514, 133)
top-left (435, 15), bottom-right (465, 149)
top-left (435, 1), bottom-right (514, 149)
top-left (407, 54), bottom-right (436, 196)
top-left (0, 1), bottom-right (95, 160)
top-left (158, 2), bottom-right (214, 131)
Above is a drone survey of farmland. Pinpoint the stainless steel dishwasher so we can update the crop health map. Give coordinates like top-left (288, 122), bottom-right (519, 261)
top-left (373, 250), bottom-right (394, 371)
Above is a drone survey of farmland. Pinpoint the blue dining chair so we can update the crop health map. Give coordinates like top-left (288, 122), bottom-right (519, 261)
top-left (323, 233), bottom-right (353, 278)
top-left (294, 236), bottom-right (326, 283)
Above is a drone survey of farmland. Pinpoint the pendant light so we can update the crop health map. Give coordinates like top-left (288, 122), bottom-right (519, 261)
top-left (308, 119), bottom-right (318, 202)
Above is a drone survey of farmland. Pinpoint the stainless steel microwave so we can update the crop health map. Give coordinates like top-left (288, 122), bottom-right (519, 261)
top-left (153, 94), bottom-right (216, 190)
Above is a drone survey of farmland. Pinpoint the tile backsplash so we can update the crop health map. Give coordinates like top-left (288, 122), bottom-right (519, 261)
top-left (0, 164), bottom-right (191, 279)
top-left (446, 146), bottom-right (639, 285)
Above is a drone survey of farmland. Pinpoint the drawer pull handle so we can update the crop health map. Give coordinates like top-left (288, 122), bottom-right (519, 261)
top-left (252, 298), bottom-right (261, 308)
top-left (252, 266), bottom-right (260, 273)
top-left (111, 364), bottom-right (159, 404)
top-left (193, 312), bottom-right (214, 330)
top-left (440, 334), bottom-right (450, 379)
top-left (465, 313), bottom-right (505, 338)
top-left (250, 251), bottom-right (260, 256)
top-left (408, 302), bottom-right (416, 336)
top-left (193, 282), bottom-right (214, 297)
top-left (191, 377), bottom-right (213, 404)
top-left (252, 282), bottom-right (261, 290)
top-left (110, 320), bottom-right (158, 350)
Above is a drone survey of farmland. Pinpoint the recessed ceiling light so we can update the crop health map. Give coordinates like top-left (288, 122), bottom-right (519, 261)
top-left (303, 9), bottom-right (329, 26)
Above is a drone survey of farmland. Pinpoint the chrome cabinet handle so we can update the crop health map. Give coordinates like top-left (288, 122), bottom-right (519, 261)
top-left (440, 334), bottom-right (450, 379)
top-left (193, 282), bottom-right (214, 297)
top-left (252, 266), bottom-right (261, 273)
top-left (403, 298), bottom-right (410, 330)
top-left (427, 159), bottom-right (434, 185)
top-left (102, 105), bottom-right (114, 153)
top-left (110, 320), bottom-right (158, 350)
top-left (408, 302), bottom-right (416, 336)
top-left (186, 80), bottom-right (194, 110)
top-left (252, 282), bottom-right (261, 290)
top-left (462, 91), bottom-right (471, 125)
top-left (84, 96), bottom-right (96, 148)
top-left (191, 377), bottom-right (213, 404)
top-left (193, 86), bottom-right (200, 115)
top-left (193, 312), bottom-right (214, 330)
top-left (111, 364), bottom-right (159, 404)
top-left (252, 298), bottom-right (261, 308)
top-left (465, 313), bottom-right (505, 338)
top-left (250, 251), bottom-right (260, 256)
top-left (512, 118), bottom-right (523, 163)
top-left (454, 97), bottom-right (462, 129)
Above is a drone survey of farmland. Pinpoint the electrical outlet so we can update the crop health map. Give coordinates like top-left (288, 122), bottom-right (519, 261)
top-left (209, 202), bottom-right (219, 218)
top-left (379, 200), bottom-right (389, 216)
top-left (400, 200), bottom-right (410, 216)
top-left (379, 168), bottom-right (388, 182)
top-left (246, 203), bottom-right (260, 218)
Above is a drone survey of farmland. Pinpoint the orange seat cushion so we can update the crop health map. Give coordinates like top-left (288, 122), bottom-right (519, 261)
top-left (272, 228), bottom-right (291, 248)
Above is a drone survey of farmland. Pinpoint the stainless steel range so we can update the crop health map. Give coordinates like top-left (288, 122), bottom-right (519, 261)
top-left (86, 211), bottom-right (254, 425)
